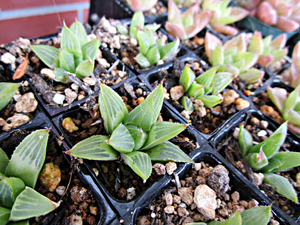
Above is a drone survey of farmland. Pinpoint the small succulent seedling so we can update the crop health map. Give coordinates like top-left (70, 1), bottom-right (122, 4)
top-left (248, 31), bottom-right (287, 68)
top-left (165, 0), bottom-right (211, 41)
top-left (179, 64), bottom-right (234, 112)
top-left (0, 129), bottom-right (59, 225)
top-left (135, 29), bottom-right (180, 68)
top-left (187, 205), bottom-right (271, 225)
top-left (0, 82), bottom-right (20, 111)
top-left (65, 84), bottom-right (193, 181)
top-left (238, 121), bottom-right (300, 203)
top-left (205, 31), bottom-right (265, 84)
top-left (267, 84), bottom-right (300, 132)
top-left (126, 0), bottom-right (158, 12)
top-left (202, 0), bottom-right (249, 36)
top-left (289, 40), bottom-right (300, 88)
top-left (31, 20), bottom-right (100, 83)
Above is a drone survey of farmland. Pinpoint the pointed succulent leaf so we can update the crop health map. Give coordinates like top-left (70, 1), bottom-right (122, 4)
top-left (211, 43), bottom-right (224, 67)
top-left (270, 34), bottom-right (287, 50)
top-left (205, 31), bottom-right (222, 64)
top-left (66, 135), bottom-right (118, 160)
top-left (130, 11), bottom-right (144, 39)
top-left (168, 0), bottom-right (184, 25)
top-left (270, 49), bottom-right (288, 65)
top-left (224, 46), bottom-right (237, 58)
top-left (209, 210), bottom-right (242, 225)
top-left (246, 148), bottom-right (269, 171)
top-left (276, 16), bottom-right (300, 33)
top-left (144, 24), bottom-right (161, 32)
top-left (231, 59), bottom-right (245, 71)
top-left (267, 152), bottom-right (300, 172)
top-left (0, 206), bottom-right (10, 225)
top-left (137, 30), bottom-right (151, 56)
top-left (99, 84), bottom-right (128, 134)
top-left (0, 148), bottom-right (8, 174)
top-left (248, 133), bottom-right (285, 159)
top-left (181, 96), bottom-right (194, 113)
top-left (142, 121), bottom-right (186, 150)
top-left (160, 39), bottom-right (179, 61)
top-left (107, 123), bottom-right (134, 153)
top-left (217, 64), bottom-right (239, 77)
top-left (117, 25), bottom-right (128, 35)
top-left (126, 125), bottom-right (148, 151)
top-left (263, 172), bottom-right (298, 203)
top-left (260, 157), bottom-right (283, 173)
top-left (70, 20), bottom-right (88, 46)
top-left (121, 151), bottom-right (152, 181)
top-left (146, 46), bottom-right (160, 65)
top-left (5, 129), bottom-right (49, 188)
top-left (53, 68), bottom-right (70, 83)
top-left (238, 124), bottom-right (253, 157)
top-left (269, 121), bottom-right (288, 147)
top-left (30, 45), bottom-right (60, 69)
top-left (136, 53), bottom-right (151, 68)
top-left (147, 141), bottom-right (193, 163)
top-left (223, 33), bottom-right (247, 52)
top-left (239, 68), bottom-right (264, 84)
top-left (283, 85), bottom-right (300, 123)
top-left (284, 109), bottom-right (300, 126)
top-left (0, 175), bottom-right (25, 208)
top-left (196, 95), bottom-right (222, 108)
top-left (127, 0), bottom-right (157, 12)
top-left (59, 49), bottom-right (75, 73)
top-left (235, 52), bottom-right (259, 72)
top-left (212, 7), bottom-right (249, 26)
top-left (211, 72), bottom-right (233, 95)
top-left (241, 205), bottom-right (271, 225)
top-left (145, 84), bottom-right (164, 122)
top-left (248, 31), bottom-right (263, 54)
top-left (81, 38), bottom-right (100, 61)
top-left (61, 25), bottom-right (82, 57)
top-left (187, 83), bottom-right (205, 97)
top-left (258, 54), bottom-right (274, 67)
top-left (262, 36), bottom-right (272, 55)
top-left (267, 86), bottom-right (287, 114)
top-left (195, 67), bottom-right (218, 86)
top-left (0, 83), bottom-right (20, 111)
top-left (223, 54), bottom-right (234, 65)
top-left (184, 11), bottom-right (211, 40)
top-left (179, 65), bottom-right (196, 92)
top-left (10, 187), bottom-right (60, 221)
top-left (75, 59), bottom-right (94, 78)
top-left (204, 86), bottom-right (213, 95)
top-left (124, 96), bottom-right (154, 132)
top-left (290, 41), bottom-right (300, 88)
top-left (165, 21), bottom-right (187, 41)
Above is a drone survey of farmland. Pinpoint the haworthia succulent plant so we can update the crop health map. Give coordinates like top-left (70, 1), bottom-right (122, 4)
top-left (238, 121), bottom-right (300, 203)
top-left (0, 148), bottom-right (9, 174)
top-left (67, 84), bottom-right (193, 181)
top-left (31, 20), bottom-right (100, 83)
top-left (0, 83), bottom-right (20, 111)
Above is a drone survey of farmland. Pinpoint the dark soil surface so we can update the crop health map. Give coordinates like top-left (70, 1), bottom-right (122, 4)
top-left (0, 129), bottom-right (100, 224)
top-left (149, 59), bottom-right (249, 135)
top-left (215, 113), bottom-right (300, 220)
top-left (136, 160), bottom-right (279, 224)
top-left (60, 82), bottom-right (196, 201)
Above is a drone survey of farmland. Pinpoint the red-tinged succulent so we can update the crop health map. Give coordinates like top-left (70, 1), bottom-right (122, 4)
top-left (202, 0), bottom-right (249, 36)
top-left (289, 41), bottom-right (300, 88)
top-left (173, 0), bottom-right (202, 7)
top-left (165, 0), bottom-right (211, 41)
top-left (126, 0), bottom-right (158, 12)
top-left (237, 0), bottom-right (300, 32)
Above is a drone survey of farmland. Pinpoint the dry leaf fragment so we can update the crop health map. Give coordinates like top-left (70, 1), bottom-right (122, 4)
top-left (13, 53), bottom-right (28, 80)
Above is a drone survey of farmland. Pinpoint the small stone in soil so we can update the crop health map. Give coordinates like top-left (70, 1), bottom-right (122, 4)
top-left (194, 184), bottom-right (217, 220)
top-left (2, 114), bottom-right (30, 131)
top-left (166, 162), bottom-right (177, 175)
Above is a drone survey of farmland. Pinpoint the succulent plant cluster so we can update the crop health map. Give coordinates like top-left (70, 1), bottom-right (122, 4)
top-left (31, 20), bottom-right (100, 83)
top-left (66, 84), bottom-right (193, 181)
top-left (0, 130), bottom-right (59, 225)
top-left (205, 30), bottom-right (287, 84)
top-left (179, 64), bottom-right (234, 114)
top-left (236, 0), bottom-right (300, 32)
top-left (125, 0), bottom-right (158, 12)
top-left (238, 121), bottom-right (300, 203)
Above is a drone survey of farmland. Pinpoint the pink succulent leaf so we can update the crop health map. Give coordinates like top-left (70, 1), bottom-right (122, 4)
top-left (267, 85), bottom-right (287, 114)
top-left (202, 0), bottom-right (220, 10)
top-left (257, 2), bottom-right (278, 26)
top-left (258, 54), bottom-right (274, 67)
top-left (248, 31), bottom-right (263, 54)
top-left (168, 0), bottom-right (184, 26)
top-left (290, 14), bottom-right (300, 23)
top-left (181, 3), bottom-right (201, 27)
top-left (276, 16), bottom-right (300, 32)
top-left (205, 31), bottom-right (222, 64)
top-left (184, 10), bottom-right (211, 39)
top-left (223, 33), bottom-right (247, 52)
top-left (250, 9), bottom-right (257, 17)
top-left (290, 41), bottom-right (300, 88)
top-left (210, 24), bottom-right (239, 36)
top-left (165, 21), bottom-right (187, 40)
top-left (236, 0), bottom-right (262, 10)
top-left (265, 0), bottom-right (278, 7)
top-left (287, 123), bottom-right (300, 134)
top-left (229, 7), bottom-right (249, 20)
top-left (239, 68), bottom-right (264, 84)
top-left (270, 34), bottom-right (287, 51)
top-left (276, 3), bottom-right (292, 17)
top-left (210, 7), bottom-right (248, 26)
top-left (128, 0), bottom-right (158, 12)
